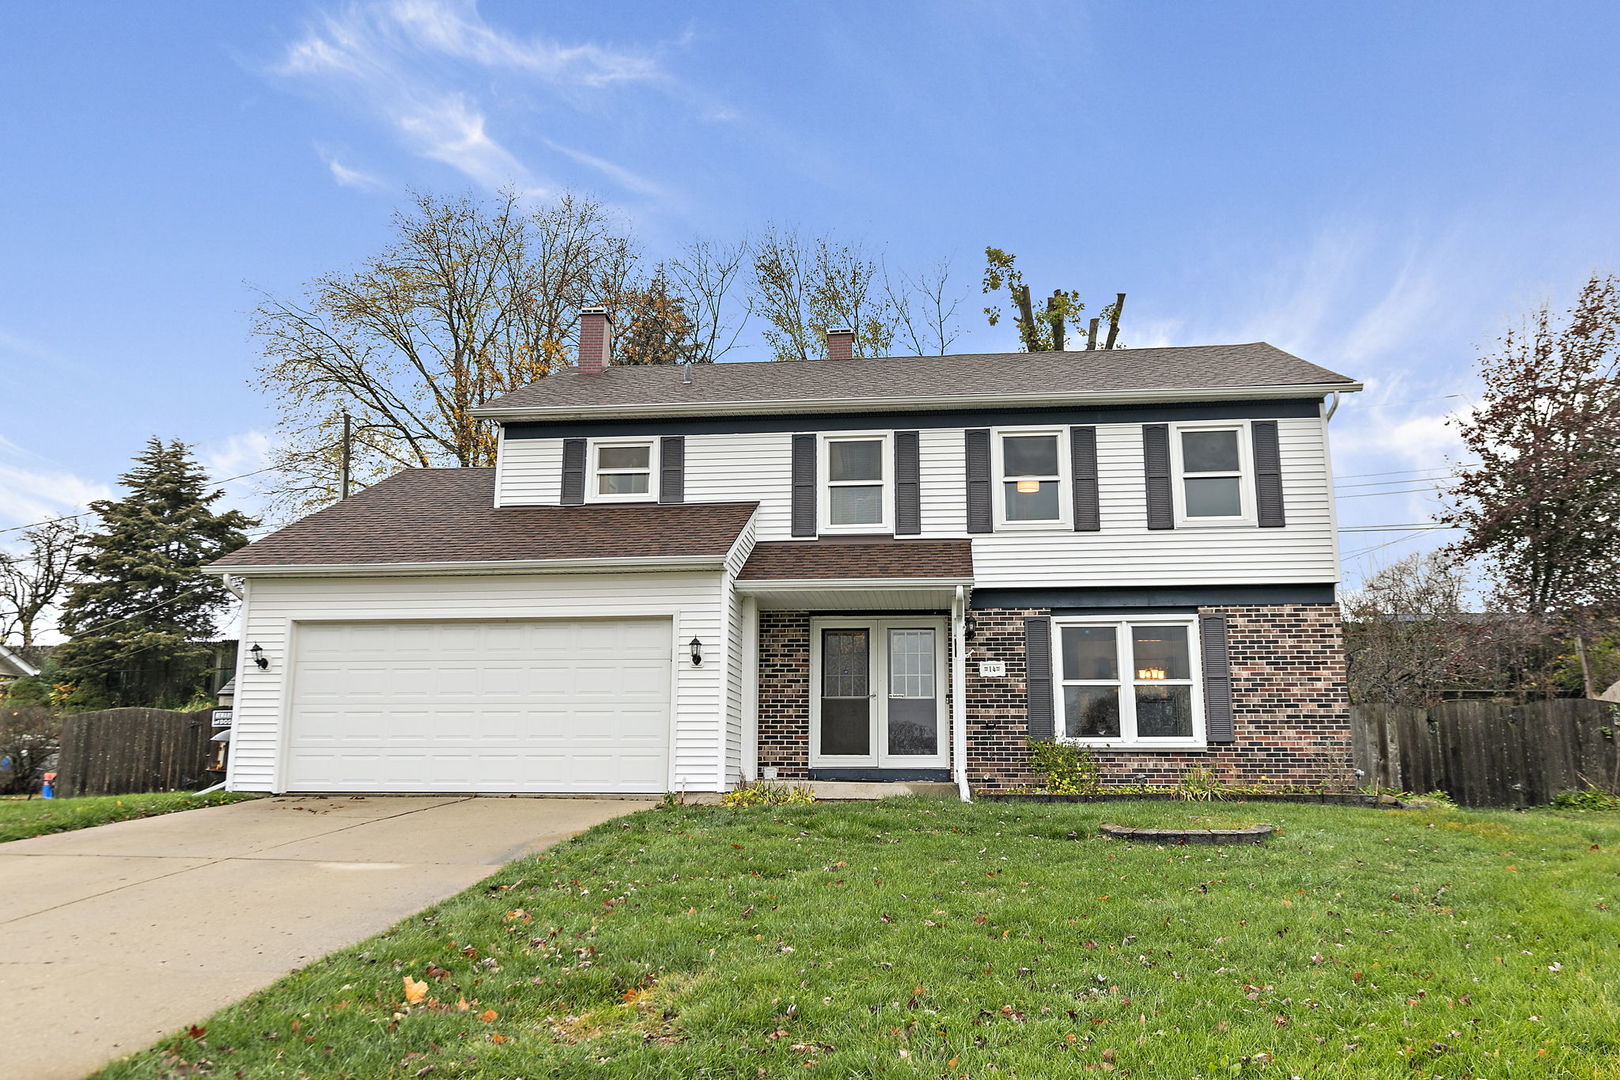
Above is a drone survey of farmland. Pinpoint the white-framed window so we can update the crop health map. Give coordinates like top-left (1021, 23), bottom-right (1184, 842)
top-left (1171, 423), bottom-right (1252, 525)
top-left (993, 427), bottom-right (1068, 528)
top-left (819, 432), bottom-right (892, 532)
top-left (1054, 615), bottom-right (1204, 747)
top-left (587, 438), bottom-right (658, 502)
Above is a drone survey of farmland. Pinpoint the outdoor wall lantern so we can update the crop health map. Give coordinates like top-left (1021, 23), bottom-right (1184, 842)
top-left (689, 637), bottom-right (703, 666)
top-left (250, 643), bottom-right (269, 670)
top-left (964, 615), bottom-right (978, 640)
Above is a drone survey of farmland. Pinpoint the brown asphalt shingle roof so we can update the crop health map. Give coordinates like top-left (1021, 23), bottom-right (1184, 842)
top-left (211, 469), bottom-right (758, 569)
top-left (474, 342), bottom-right (1356, 416)
top-left (738, 540), bottom-right (974, 581)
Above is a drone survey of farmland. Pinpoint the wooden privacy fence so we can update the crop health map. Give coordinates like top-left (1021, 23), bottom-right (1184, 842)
top-left (1352, 700), bottom-right (1620, 807)
top-left (56, 707), bottom-right (216, 798)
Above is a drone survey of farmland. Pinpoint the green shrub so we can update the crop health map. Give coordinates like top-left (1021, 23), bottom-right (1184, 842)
top-left (1550, 785), bottom-right (1620, 812)
top-left (720, 780), bottom-right (817, 808)
top-left (1025, 739), bottom-right (1101, 796)
top-left (1176, 765), bottom-right (1223, 801)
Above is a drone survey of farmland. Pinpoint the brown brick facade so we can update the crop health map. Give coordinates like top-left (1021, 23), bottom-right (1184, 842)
top-left (754, 604), bottom-right (1352, 793)
top-left (757, 611), bottom-right (813, 778)
top-left (964, 603), bottom-right (1352, 792)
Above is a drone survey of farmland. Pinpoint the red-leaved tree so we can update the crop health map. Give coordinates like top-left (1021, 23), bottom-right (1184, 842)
top-left (1445, 273), bottom-right (1620, 695)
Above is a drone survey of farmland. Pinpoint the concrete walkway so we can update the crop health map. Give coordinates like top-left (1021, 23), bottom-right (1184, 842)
top-left (0, 795), bottom-right (644, 1080)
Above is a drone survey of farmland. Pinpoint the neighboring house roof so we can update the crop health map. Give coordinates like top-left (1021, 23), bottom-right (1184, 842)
top-left (208, 469), bottom-right (759, 573)
top-left (739, 540), bottom-right (974, 582)
top-left (472, 342), bottom-right (1361, 420)
top-left (0, 642), bottom-right (41, 679)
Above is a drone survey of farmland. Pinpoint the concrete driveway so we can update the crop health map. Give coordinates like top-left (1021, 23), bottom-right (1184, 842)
top-left (0, 795), bottom-right (644, 1080)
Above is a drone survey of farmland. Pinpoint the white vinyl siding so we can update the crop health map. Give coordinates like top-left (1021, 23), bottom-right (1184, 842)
top-left (685, 432), bottom-right (796, 533)
top-left (226, 571), bottom-right (729, 794)
top-left (971, 416), bottom-right (1336, 587)
top-left (491, 416), bottom-right (1338, 586)
top-left (494, 437), bottom-right (564, 506)
top-left (721, 513), bottom-right (758, 786)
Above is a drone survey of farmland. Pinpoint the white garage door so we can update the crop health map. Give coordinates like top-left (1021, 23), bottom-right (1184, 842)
top-left (286, 618), bottom-right (672, 793)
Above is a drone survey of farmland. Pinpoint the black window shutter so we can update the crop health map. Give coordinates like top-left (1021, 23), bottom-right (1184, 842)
top-left (790, 433), bottom-right (817, 537)
top-left (1142, 424), bottom-right (1173, 530)
top-left (965, 428), bottom-right (992, 534)
top-left (1070, 425), bottom-right (1100, 532)
top-left (1025, 616), bottom-right (1055, 740)
top-left (895, 430), bottom-right (921, 535)
top-left (560, 438), bottom-right (586, 505)
top-left (659, 436), bottom-right (685, 504)
top-left (1200, 613), bottom-right (1234, 744)
top-left (1252, 420), bottom-right (1285, 528)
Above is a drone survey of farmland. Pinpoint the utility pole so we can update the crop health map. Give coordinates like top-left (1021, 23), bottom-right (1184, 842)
top-left (340, 411), bottom-right (352, 500)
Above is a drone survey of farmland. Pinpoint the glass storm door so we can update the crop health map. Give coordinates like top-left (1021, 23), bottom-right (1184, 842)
top-left (813, 620), bottom-right (947, 769)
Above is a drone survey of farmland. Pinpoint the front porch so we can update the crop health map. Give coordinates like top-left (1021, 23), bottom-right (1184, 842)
top-left (733, 539), bottom-right (975, 798)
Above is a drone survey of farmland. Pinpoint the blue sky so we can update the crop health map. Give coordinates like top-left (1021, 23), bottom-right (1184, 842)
top-left (4, 0), bottom-right (1619, 592)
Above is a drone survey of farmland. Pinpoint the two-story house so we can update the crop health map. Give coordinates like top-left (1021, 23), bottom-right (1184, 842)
top-left (207, 309), bottom-right (1362, 798)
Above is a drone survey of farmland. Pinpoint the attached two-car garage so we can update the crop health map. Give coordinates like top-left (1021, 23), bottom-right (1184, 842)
top-left (283, 617), bottom-right (673, 794)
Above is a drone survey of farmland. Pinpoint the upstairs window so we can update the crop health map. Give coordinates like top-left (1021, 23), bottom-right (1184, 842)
top-left (1174, 424), bottom-right (1250, 523)
top-left (589, 439), bottom-right (656, 501)
top-left (995, 429), bottom-right (1066, 526)
top-left (1056, 617), bottom-right (1202, 745)
top-left (822, 434), bottom-right (891, 532)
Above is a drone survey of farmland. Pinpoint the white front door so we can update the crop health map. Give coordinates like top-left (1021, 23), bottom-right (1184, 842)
top-left (810, 617), bottom-right (948, 770)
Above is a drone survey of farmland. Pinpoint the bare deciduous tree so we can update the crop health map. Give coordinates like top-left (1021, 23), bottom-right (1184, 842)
top-left (0, 518), bottom-right (84, 647)
top-left (665, 237), bottom-right (750, 364)
top-left (254, 190), bottom-right (636, 513)
top-left (887, 257), bottom-right (963, 356)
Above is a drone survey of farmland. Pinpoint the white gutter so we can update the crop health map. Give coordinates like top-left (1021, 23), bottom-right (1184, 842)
top-left (951, 585), bottom-right (971, 803)
top-left (202, 554), bottom-right (729, 578)
top-left (733, 577), bottom-right (973, 594)
top-left (471, 382), bottom-right (1365, 422)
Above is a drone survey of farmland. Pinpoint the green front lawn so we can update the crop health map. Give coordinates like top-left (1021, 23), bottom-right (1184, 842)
top-left (97, 799), bottom-right (1619, 1079)
top-left (0, 790), bottom-right (255, 843)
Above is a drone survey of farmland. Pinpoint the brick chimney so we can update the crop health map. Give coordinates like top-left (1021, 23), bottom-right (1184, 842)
top-left (578, 307), bottom-right (612, 374)
top-left (825, 327), bottom-right (854, 360)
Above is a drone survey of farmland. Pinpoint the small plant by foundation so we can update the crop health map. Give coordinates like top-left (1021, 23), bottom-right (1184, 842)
top-left (720, 780), bottom-right (817, 808)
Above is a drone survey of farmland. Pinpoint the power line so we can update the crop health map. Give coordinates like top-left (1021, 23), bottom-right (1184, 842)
top-left (1338, 485), bottom-right (1453, 500)
top-left (1337, 523), bottom-right (1458, 533)
top-left (1335, 463), bottom-right (1477, 480)
top-left (0, 457), bottom-right (310, 538)
top-left (1334, 472), bottom-right (1460, 490)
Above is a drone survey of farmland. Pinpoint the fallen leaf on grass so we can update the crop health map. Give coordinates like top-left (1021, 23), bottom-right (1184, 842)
top-left (478, 1009), bottom-right (499, 1022)
top-left (403, 977), bottom-right (429, 1005)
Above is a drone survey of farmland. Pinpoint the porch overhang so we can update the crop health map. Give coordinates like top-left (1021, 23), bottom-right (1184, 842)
top-left (735, 539), bottom-right (974, 610)
top-left (733, 578), bottom-right (971, 611)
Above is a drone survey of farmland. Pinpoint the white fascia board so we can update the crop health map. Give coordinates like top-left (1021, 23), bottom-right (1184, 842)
top-left (202, 554), bottom-right (728, 579)
top-left (470, 382), bottom-right (1365, 422)
top-left (733, 577), bottom-right (973, 594)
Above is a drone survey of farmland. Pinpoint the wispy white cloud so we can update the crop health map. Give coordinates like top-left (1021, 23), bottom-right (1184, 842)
top-left (316, 144), bottom-right (386, 191)
top-left (542, 138), bottom-right (665, 198)
top-left (0, 445), bottom-right (111, 535)
top-left (271, 0), bottom-right (674, 198)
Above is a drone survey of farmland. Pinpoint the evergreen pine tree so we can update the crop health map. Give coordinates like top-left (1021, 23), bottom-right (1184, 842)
top-left (55, 439), bottom-right (256, 706)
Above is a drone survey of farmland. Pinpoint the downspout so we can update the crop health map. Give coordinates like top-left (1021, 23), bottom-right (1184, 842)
top-left (1323, 391), bottom-right (1341, 423)
top-left (951, 585), bottom-right (972, 803)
